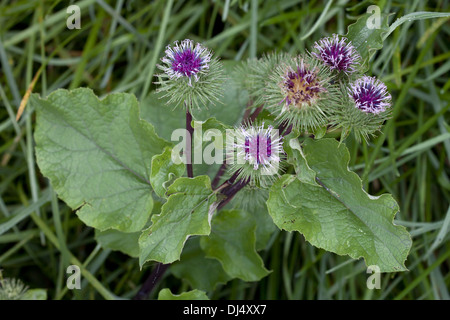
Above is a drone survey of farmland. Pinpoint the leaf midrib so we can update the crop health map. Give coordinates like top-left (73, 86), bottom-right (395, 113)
top-left (43, 101), bottom-right (151, 186)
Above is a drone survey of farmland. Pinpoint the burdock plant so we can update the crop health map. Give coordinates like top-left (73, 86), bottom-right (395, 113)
top-left (156, 39), bottom-right (225, 177)
top-left (0, 277), bottom-right (28, 300)
top-left (332, 75), bottom-right (392, 141)
top-left (226, 122), bottom-right (284, 188)
top-left (311, 34), bottom-right (361, 76)
top-left (156, 39), bottom-right (224, 108)
top-left (349, 75), bottom-right (391, 114)
top-left (31, 12), bottom-right (413, 301)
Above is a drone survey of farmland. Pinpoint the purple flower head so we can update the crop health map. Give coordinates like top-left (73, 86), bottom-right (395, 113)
top-left (234, 123), bottom-right (283, 172)
top-left (349, 76), bottom-right (391, 114)
top-left (161, 39), bottom-right (212, 85)
top-left (281, 59), bottom-right (326, 109)
top-left (312, 34), bottom-right (360, 74)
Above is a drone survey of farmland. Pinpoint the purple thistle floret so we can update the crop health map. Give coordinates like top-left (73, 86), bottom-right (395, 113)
top-left (237, 124), bottom-right (283, 171)
top-left (281, 60), bottom-right (326, 108)
top-left (312, 34), bottom-right (360, 74)
top-left (349, 76), bottom-right (391, 114)
top-left (161, 39), bottom-right (212, 85)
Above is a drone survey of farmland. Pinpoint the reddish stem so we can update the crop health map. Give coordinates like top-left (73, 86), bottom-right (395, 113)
top-left (186, 105), bottom-right (193, 178)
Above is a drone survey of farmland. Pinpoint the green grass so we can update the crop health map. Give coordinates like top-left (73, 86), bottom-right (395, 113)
top-left (0, 0), bottom-right (449, 300)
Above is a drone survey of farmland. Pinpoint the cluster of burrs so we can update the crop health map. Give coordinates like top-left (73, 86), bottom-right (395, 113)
top-left (156, 35), bottom-right (392, 191)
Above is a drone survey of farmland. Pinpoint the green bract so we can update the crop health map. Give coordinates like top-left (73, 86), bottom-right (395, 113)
top-left (155, 44), bottom-right (226, 110)
top-left (331, 83), bottom-right (392, 142)
top-left (236, 52), bottom-right (293, 109)
top-left (264, 54), bottom-right (340, 132)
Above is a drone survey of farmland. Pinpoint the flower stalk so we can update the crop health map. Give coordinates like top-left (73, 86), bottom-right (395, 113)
top-left (185, 103), bottom-right (193, 178)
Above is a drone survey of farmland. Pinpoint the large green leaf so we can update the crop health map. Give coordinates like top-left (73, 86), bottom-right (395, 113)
top-left (248, 202), bottom-right (277, 251)
top-left (192, 117), bottom-right (230, 178)
top-left (96, 200), bottom-right (164, 257)
top-left (200, 210), bottom-right (270, 281)
top-left (158, 288), bottom-right (209, 300)
top-left (346, 12), bottom-right (390, 70)
top-left (231, 187), bottom-right (277, 251)
top-left (32, 88), bottom-right (169, 232)
top-left (150, 147), bottom-right (185, 198)
top-left (95, 228), bottom-right (141, 258)
top-left (267, 138), bottom-right (412, 272)
top-left (284, 137), bottom-right (316, 184)
top-left (139, 176), bottom-right (216, 266)
top-left (171, 237), bottom-right (231, 291)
